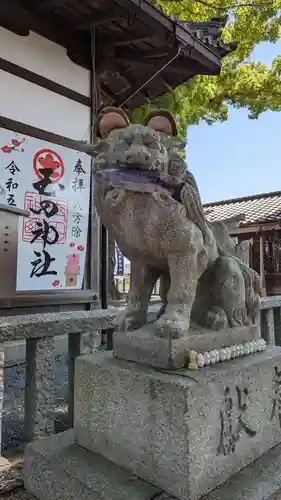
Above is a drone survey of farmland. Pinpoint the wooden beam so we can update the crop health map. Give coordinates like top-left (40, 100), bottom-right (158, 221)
top-left (113, 0), bottom-right (222, 73)
top-left (20, 0), bottom-right (58, 7)
top-left (112, 0), bottom-right (172, 33)
top-left (0, 22), bottom-right (29, 36)
top-left (114, 34), bottom-right (153, 47)
top-left (230, 223), bottom-right (281, 236)
top-left (114, 54), bottom-right (183, 107)
top-left (157, 75), bottom-right (173, 92)
top-left (0, 0), bottom-right (88, 55)
top-left (0, 204), bottom-right (30, 217)
top-left (0, 56), bottom-right (90, 106)
top-left (0, 115), bottom-right (97, 155)
top-left (114, 46), bottom-right (189, 66)
top-left (89, 32), bottom-right (153, 55)
top-left (77, 13), bottom-right (125, 31)
top-left (142, 47), bottom-right (174, 58)
top-left (115, 46), bottom-right (177, 60)
top-left (113, 54), bottom-right (193, 75)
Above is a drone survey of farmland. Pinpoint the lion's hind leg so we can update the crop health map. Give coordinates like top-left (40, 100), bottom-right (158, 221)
top-left (208, 256), bottom-right (247, 328)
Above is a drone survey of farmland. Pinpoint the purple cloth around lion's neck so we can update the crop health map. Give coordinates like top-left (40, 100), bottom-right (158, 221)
top-left (94, 164), bottom-right (184, 203)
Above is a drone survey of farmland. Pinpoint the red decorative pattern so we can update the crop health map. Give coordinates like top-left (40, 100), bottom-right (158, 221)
top-left (1, 137), bottom-right (25, 153)
top-left (33, 149), bottom-right (65, 184)
top-left (22, 192), bottom-right (68, 243)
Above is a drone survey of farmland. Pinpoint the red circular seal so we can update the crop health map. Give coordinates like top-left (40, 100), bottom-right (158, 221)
top-left (33, 149), bottom-right (65, 184)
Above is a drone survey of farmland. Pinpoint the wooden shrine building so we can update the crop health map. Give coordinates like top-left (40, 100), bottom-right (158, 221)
top-left (0, 0), bottom-right (236, 314)
top-left (204, 190), bottom-right (281, 297)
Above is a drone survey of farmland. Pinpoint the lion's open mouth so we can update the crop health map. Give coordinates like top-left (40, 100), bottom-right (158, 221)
top-left (94, 165), bottom-right (184, 202)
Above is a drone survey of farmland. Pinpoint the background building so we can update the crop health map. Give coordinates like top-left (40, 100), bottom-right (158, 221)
top-left (204, 190), bottom-right (281, 296)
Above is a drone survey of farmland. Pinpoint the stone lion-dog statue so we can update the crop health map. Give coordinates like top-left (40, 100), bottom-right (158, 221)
top-left (90, 106), bottom-right (260, 339)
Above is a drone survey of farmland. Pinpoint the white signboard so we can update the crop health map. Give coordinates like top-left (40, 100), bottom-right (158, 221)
top-left (124, 257), bottom-right (131, 275)
top-left (0, 128), bottom-right (91, 291)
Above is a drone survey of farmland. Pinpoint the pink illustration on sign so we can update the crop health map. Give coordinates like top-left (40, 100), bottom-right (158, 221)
top-left (65, 253), bottom-right (80, 288)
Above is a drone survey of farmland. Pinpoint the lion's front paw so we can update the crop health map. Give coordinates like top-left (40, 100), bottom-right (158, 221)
top-left (118, 309), bottom-right (147, 333)
top-left (205, 307), bottom-right (228, 330)
top-left (153, 310), bottom-right (189, 339)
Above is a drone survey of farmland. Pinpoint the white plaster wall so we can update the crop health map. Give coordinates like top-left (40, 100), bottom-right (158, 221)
top-left (0, 27), bottom-right (90, 97)
top-left (0, 70), bottom-right (90, 141)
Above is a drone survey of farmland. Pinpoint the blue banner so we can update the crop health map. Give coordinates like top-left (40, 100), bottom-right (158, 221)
top-left (115, 246), bottom-right (124, 275)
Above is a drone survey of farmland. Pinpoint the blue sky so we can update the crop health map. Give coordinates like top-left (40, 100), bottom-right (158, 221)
top-left (187, 40), bottom-right (281, 204)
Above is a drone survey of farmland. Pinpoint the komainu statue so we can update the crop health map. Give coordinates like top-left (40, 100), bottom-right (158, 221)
top-left (91, 107), bottom-right (260, 339)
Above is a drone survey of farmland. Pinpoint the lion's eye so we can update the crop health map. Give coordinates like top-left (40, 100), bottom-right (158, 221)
top-left (143, 134), bottom-right (157, 148)
top-left (113, 139), bottom-right (126, 151)
top-left (123, 133), bottom-right (133, 145)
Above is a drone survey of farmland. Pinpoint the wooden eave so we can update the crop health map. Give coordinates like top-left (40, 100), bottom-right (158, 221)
top-left (0, 0), bottom-right (235, 109)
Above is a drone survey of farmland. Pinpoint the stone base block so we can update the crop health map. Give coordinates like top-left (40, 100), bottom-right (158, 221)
top-left (75, 347), bottom-right (281, 500)
top-left (24, 429), bottom-right (159, 500)
top-left (24, 429), bottom-right (281, 500)
top-left (113, 323), bottom-right (261, 369)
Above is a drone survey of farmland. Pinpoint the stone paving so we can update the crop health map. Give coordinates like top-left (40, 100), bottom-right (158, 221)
top-left (2, 489), bottom-right (36, 499)
top-left (0, 452), bottom-right (35, 500)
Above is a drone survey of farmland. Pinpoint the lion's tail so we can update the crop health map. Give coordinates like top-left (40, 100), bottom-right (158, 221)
top-left (219, 248), bottom-right (261, 320)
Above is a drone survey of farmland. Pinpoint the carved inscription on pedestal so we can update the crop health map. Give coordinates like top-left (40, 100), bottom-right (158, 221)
top-left (218, 386), bottom-right (256, 456)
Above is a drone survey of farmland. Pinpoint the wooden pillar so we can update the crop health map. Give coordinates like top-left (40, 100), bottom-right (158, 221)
top-left (259, 232), bottom-right (266, 297)
top-left (89, 26), bottom-right (109, 353)
top-left (87, 25), bottom-right (101, 309)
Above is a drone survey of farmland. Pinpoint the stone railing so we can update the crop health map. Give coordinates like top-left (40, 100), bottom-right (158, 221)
top-left (260, 295), bottom-right (281, 346)
top-left (0, 309), bottom-right (119, 447)
top-left (0, 304), bottom-right (160, 452)
top-left (0, 297), bottom-right (280, 453)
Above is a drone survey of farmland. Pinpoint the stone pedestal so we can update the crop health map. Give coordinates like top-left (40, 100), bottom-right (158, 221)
top-left (23, 429), bottom-right (281, 500)
top-left (113, 324), bottom-right (261, 369)
top-left (74, 347), bottom-right (281, 500)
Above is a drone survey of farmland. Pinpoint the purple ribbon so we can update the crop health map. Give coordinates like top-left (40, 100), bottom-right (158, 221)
top-left (94, 165), bottom-right (184, 202)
